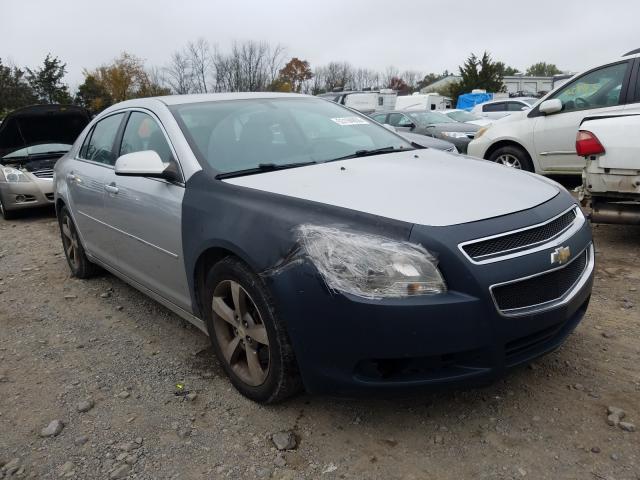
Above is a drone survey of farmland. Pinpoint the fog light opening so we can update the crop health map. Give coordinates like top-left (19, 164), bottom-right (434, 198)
top-left (15, 194), bottom-right (26, 203)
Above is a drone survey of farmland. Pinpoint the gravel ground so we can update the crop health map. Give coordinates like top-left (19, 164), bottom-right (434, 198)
top-left (0, 207), bottom-right (639, 480)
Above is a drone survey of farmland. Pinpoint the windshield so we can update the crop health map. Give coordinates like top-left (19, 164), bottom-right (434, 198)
top-left (445, 111), bottom-right (482, 122)
top-left (521, 98), bottom-right (538, 106)
top-left (2, 143), bottom-right (71, 159)
top-left (170, 98), bottom-right (412, 174)
top-left (405, 111), bottom-right (458, 125)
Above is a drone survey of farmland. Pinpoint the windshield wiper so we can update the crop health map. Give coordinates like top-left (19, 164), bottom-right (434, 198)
top-left (216, 161), bottom-right (318, 179)
top-left (326, 146), bottom-right (411, 162)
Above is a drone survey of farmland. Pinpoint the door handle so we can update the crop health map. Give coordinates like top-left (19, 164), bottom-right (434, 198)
top-left (104, 184), bottom-right (119, 194)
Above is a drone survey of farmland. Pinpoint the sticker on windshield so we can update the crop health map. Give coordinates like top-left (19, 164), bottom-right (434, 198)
top-left (330, 116), bottom-right (370, 126)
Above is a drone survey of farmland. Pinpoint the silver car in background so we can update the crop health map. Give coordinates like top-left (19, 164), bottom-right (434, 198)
top-left (0, 105), bottom-right (90, 219)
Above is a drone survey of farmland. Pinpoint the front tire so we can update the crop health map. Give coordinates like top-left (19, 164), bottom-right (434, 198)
top-left (0, 198), bottom-right (17, 220)
top-left (203, 257), bottom-right (302, 404)
top-left (58, 206), bottom-right (100, 278)
top-left (489, 145), bottom-right (534, 172)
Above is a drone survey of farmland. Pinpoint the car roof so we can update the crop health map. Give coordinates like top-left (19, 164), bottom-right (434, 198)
top-left (374, 109), bottom-right (448, 115)
top-left (478, 97), bottom-right (536, 105)
top-left (100, 92), bottom-right (310, 115)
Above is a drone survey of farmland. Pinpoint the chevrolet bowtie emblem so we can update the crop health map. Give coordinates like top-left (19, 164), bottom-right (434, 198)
top-left (551, 246), bottom-right (571, 265)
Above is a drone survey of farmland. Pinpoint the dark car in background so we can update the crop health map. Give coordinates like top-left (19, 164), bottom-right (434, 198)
top-left (370, 110), bottom-right (479, 153)
top-left (0, 104), bottom-right (91, 219)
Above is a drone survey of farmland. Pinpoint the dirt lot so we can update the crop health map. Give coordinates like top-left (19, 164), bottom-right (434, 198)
top-left (0, 207), bottom-right (639, 480)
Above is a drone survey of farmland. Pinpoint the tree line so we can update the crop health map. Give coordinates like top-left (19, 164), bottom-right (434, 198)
top-left (0, 39), bottom-right (564, 117)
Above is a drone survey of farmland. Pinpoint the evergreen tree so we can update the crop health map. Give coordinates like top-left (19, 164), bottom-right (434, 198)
top-left (26, 54), bottom-right (72, 104)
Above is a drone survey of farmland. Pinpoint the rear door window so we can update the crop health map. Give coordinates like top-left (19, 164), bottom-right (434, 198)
top-left (483, 102), bottom-right (505, 112)
top-left (81, 113), bottom-right (125, 165)
top-left (507, 101), bottom-right (527, 111)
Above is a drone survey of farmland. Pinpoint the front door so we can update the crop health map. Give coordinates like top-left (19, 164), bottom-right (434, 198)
top-left (100, 111), bottom-right (191, 310)
top-left (532, 61), bottom-right (631, 174)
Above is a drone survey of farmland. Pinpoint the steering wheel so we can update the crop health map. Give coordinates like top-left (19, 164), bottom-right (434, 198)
top-left (575, 97), bottom-right (590, 109)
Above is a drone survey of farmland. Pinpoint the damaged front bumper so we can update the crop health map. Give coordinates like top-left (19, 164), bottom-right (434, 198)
top-left (264, 193), bottom-right (594, 395)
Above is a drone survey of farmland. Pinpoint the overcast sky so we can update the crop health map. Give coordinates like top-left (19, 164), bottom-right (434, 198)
top-left (2, 0), bottom-right (637, 89)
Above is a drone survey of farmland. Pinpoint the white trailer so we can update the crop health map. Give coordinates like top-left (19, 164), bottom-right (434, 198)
top-left (394, 93), bottom-right (452, 111)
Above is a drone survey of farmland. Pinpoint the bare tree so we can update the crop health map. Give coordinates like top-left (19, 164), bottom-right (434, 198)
top-left (323, 62), bottom-right (354, 91)
top-left (266, 43), bottom-right (286, 87)
top-left (382, 66), bottom-right (400, 88)
top-left (306, 66), bottom-right (327, 94)
top-left (211, 40), bottom-right (286, 92)
top-left (352, 68), bottom-right (379, 90)
top-left (164, 51), bottom-right (192, 94)
top-left (186, 38), bottom-right (212, 93)
top-left (401, 70), bottom-right (421, 92)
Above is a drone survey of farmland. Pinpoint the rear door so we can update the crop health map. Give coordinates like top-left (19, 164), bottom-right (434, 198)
top-left (482, 102), bottom-right (508, 119)
top-left (66, 113), bottom-right (126, 260)
top-left (531, 60), bottom-right (633, 173)
top-left (100, 110), bottom-right (191, 310)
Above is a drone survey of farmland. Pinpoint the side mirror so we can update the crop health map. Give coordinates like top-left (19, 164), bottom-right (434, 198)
top-left (539, 99), bottom-right (563, 115)
top-left (404, 122), bottom-right (416, 130)
top-left (115, 150), bottom-right (177, 181)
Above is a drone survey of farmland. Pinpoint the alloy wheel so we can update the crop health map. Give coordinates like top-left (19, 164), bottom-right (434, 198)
top-left (61, 214), bottom-right (80, 270)
top-left (211, 280), bottom-right (270, 386)
top-left (495, 153), bottom-right (522, 169)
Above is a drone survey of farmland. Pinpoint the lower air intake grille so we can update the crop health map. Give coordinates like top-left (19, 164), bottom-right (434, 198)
top-left (492, 249), bottom-right (588, 312)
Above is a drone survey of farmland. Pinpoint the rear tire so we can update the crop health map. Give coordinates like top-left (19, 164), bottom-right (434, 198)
top-left (489, 145), bottom-right (534, 172)
top-left (202, 256), bottom-right (302, 404)
top-left (58, 206), bottom-right (100, 278)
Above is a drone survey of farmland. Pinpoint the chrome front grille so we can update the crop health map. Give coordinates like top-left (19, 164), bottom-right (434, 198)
top-left (490, 244), bottom-right (593, 317)
top-left (32, 168), bottom-right (54, 179)
top-left (459, 206), bottom-right (582, 264)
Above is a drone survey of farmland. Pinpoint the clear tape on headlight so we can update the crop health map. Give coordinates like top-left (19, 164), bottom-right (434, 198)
top-left (1, 167), bottom-right (30, 183)
top-left (295, 225), bottom-right (446, 300)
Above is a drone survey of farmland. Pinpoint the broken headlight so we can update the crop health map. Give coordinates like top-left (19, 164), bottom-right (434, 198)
top-left (1, 167), bottom-right (30, 183)
top-left (297, 225), bottom-right (446, 299)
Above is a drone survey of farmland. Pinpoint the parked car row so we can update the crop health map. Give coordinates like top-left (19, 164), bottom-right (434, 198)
top-left (370, 110), bottom-right (479, 153)
top-left (468, 49), bottom-right (640, 175)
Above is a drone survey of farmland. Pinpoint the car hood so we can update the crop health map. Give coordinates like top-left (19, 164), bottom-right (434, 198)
top-left (429, 122), bottom-right (480, 133)
top-left (466, 118), bottom-right (493, 127)
top-left (0, 104), bottom-right (91, 158)
top-left (396, 131), bottom-right (456, 151)
top-left (223, 150), bottom-right (559, 227)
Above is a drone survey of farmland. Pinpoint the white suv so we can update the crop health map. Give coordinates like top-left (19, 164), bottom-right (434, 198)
top-left (468, 49), bottom-right (640, 174)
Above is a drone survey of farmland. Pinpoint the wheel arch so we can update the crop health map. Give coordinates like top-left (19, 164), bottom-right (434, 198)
top-left (484, 139), bottom-right (533, 162)
top-left (55, 197), bottom-right (66, 216)
top-left (191, 244), bottom-right (257, 319)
